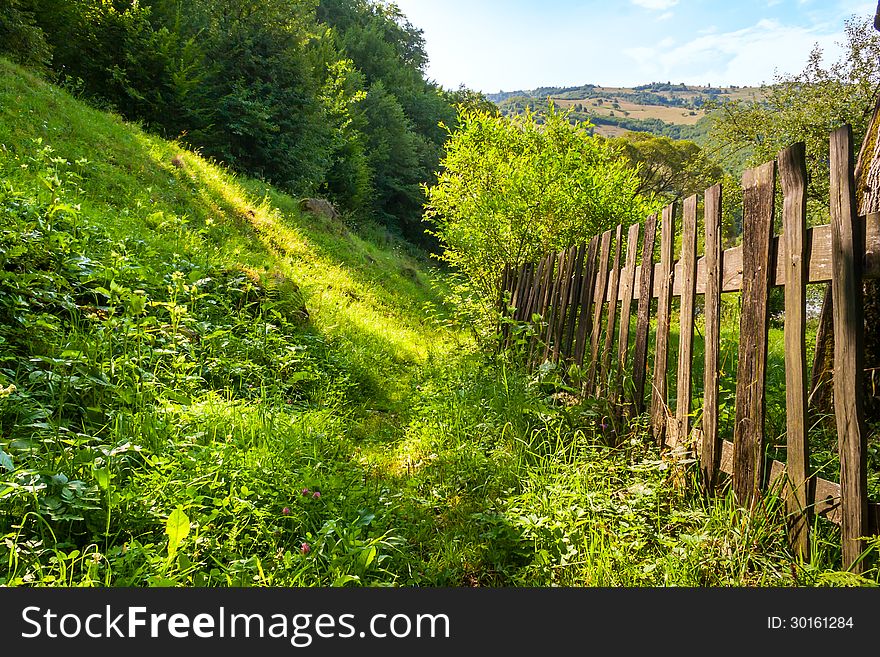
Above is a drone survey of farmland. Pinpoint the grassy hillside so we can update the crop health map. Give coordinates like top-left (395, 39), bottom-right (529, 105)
top-left (1, 60), bottom-right (875, 587)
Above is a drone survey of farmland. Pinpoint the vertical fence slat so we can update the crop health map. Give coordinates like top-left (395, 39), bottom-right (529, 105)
top-left (562, 243), bottom-right (587, 360)
top-left (542, 251), bottom-right (565, 362)
top-left (674, 195), bottom-right (699, 449)
top-left (587, 230), bottom-right (612, 388)
top-left (830, 125), bottom-right (869, 572)
top-left (552, 246), bottom-right (577, 361)
top-left (600, 225), bottom-right (624, 394)
top-left (631, 213), bottom-right (659, 415)
top-left (651, 202), bottom-right (677, 446)
top-left (528, 254), bottom-right (553, 365)
top-left (574, 237), bottom-right (600, 366)
top-left (615, 223), bottom-right (641, 404)
top-left (702, 184), bottom-right (723, 491)
top-left (780, 143), bottom-right (811, 560)
top-left (733, 161), bottom-right (776, 506)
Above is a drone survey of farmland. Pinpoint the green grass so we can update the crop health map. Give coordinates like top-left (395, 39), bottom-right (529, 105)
top-left (1, 57), bottom-right (878, 587)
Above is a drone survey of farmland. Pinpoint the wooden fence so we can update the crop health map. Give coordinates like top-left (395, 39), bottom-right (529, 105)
top-left (499, 128), bottom-right (880, 572)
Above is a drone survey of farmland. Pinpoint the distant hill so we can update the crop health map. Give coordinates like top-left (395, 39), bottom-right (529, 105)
top-left (489, 82), bottom-right (762, 141)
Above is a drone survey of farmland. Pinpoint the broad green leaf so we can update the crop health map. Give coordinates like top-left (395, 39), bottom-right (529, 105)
top-left (166, 507), bottom-right (190, 557)
top-left (92, 467), bottom-right (110, 490)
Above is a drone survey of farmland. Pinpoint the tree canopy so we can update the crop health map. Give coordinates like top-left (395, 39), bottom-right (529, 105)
top-left (0, 0), bottom-right (482, 247)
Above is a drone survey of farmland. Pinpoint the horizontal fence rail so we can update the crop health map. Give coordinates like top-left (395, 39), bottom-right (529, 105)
top-left (499, 130), bottom-right (879, 571)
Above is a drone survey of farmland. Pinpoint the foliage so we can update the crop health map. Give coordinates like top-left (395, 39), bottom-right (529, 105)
top-left (424, 106), bottom-right (656, 334)
top-left (1, 58), bottom-right (878, 588)
top-left (605, 132), bottom-right (724, 202)
top-left (708, 15), bottom-right (880, 217)
top-left (0, 0), bottom-right (52, 71)
top-left (0, 0), bottom-right (465, 248)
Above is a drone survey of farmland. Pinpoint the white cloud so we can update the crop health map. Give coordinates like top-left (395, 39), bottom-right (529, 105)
top-left (623, 18), bottom-right (845, 86)
top-left (630, 0), bottom-right (679, 10)
top-left (657, 11), bottom-right (675, 21)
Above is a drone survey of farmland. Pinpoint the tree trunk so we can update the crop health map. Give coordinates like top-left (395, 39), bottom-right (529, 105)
top-left (810, 86), bottom-right (880, 424)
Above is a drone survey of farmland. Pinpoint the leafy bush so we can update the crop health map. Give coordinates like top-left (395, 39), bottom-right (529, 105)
top-left (424, 106), bottom-right (656, 334)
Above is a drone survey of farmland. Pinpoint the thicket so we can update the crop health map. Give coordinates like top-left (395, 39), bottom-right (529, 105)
top-left (424, 107), bottom-right (656, 337)
top-left (0, 0), bottom-right (465, 247)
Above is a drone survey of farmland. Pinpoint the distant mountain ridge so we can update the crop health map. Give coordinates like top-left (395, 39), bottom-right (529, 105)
top-left (489, 82), bottom-right (761, 141)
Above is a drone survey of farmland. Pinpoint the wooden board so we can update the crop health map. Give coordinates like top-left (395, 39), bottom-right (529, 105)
top-left (829, 125), bottom-right (869, 572)
top-left (779, 143), bottom-right (811, 560)
top-left (700, 436), bottom-right (880, 534)
top-left (601, 225), bottom-right (624, 393)
top-left (574, 237), bottom-right (600, 366)
top-left (610, 213), bottom-right (880, 302)
top-left (615, 223), bottom-right (640, 404)
top-left (562, 244), bottom-right (587, 360)
top-left (733, 161), bottom-right (776, 506)
top-left (673, 195), bottom-right (698, 449)
top-left (651, 202), bottom-right (676, 445)
top-left (701, 184), bottom-right (723, 492)
top-left (588, 230), bottom-right (612, 391)
top-left (631, 213), bottom-right (658, 415)
top-left (542, 251), bottom-right (565, 362)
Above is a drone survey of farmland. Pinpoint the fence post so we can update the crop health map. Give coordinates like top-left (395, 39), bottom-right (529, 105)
top-left (829, 125), bottom-right (869, 573)
top-left (651, 202), bottom-right (676, 446)
top-left (733, 161), bottom-right (776, 506)
top-left (673, 195), bottom-right (699, 450)
top-left (779, 143), bottom-right (811, 561)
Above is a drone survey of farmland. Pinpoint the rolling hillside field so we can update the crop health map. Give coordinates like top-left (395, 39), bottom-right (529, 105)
top-left (492, 82), bottom-right (763, 138)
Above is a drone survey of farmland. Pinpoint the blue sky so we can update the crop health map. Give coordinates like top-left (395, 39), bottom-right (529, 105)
top-left (390, 0), bottom-right (878, 91)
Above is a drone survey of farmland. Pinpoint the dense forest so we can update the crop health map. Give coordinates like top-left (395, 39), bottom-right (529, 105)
top-left (0, 0), bottom-right (475, 246)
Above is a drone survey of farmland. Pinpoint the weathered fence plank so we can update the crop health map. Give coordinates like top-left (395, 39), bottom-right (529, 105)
top-left (631, 213), bottom-right (658, 415)
top-left (542, 250), bottom-right (566, 362)
top-left (673, 195), bottom-right (698, 449)
top-left (588, 230), bottom-right (613, 391)
top-left (651, 202), bottom-right (676, 445)
top-left (573, 237), bottom-right (600, 366)
top-left (699, 436), bottom-right (880, 534)
top-left (779, 143), bottom-right (811, 560)
top-left (701, 184), bottom-right (723, 491)
top-left (601, 225), bottom-right (624, 393)
top-left (830, 125), bottom-right (869, 573)
top-left (562, 243), bottom-right (587, 359)
top-left (733, 161), bottom-right (776, 506)
top-left (552, 246), bottom-right (577, 361)
top-left (607, 213), bottom-right (880, 302)
top-left (615, 223), bottom-right (641, 403)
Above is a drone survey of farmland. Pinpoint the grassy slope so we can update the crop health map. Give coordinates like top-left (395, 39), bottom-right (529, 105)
top-left (1, 60), bottom-right (876, 587)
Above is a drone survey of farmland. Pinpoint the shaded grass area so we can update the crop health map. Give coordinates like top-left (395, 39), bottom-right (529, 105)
top-left (1, 58), bottom-right (878, 587)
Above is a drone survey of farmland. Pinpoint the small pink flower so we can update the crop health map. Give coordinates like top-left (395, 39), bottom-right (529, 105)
top-left (300, 542), bottom-right (310, 554)
top-left (312, 491), bottom-right (321, 499)
top-left (301, 488), bottom-right (310, 496)
top-left (282, 507), bottom-right (290, 515)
